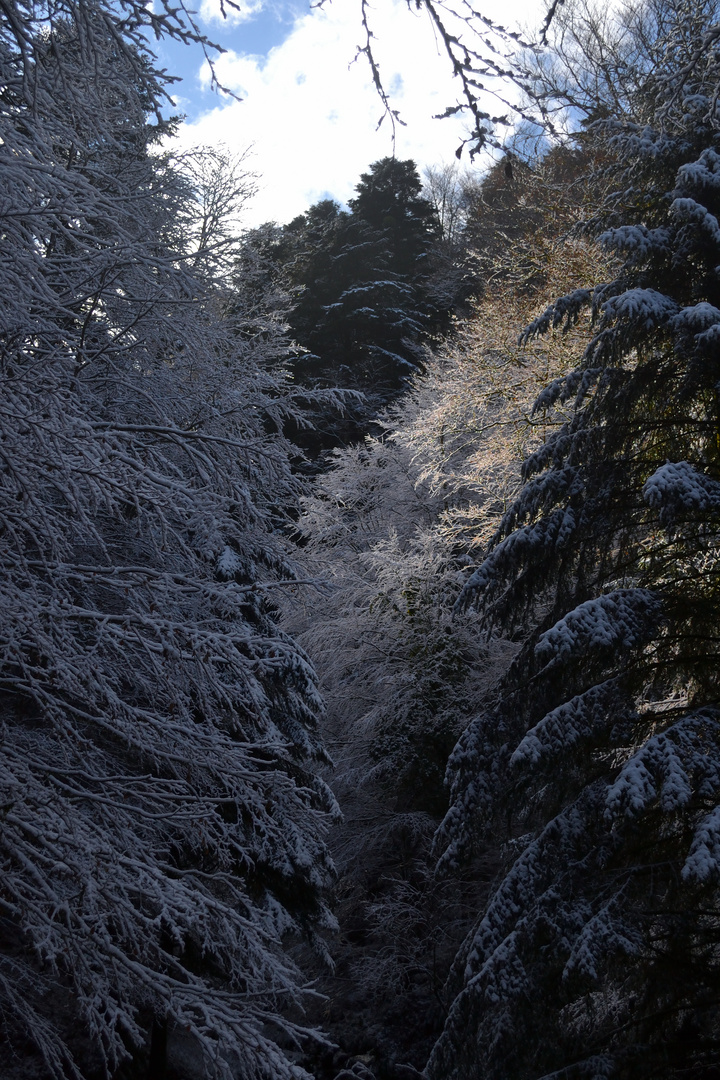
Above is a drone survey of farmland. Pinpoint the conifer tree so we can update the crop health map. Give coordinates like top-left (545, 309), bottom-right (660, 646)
top-left (349, 157), bottom-right (440, 279)
top-left (429, 2), bottom-right (720, 1077)
top-left (291, 159), bottom-right (441, 398)
top-left (243, 159), bottom-right (444, 453)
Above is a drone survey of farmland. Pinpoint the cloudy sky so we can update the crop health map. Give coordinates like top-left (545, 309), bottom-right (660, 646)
top-left (154, 0), bottom-right (546, 227)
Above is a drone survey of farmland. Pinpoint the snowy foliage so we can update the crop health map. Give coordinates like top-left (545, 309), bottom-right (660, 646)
top-left (287, 434), bottom-right (488, 807)
top-left (427, 1), bottom-right (720, 1077)
top-left (279, 431), bottom-right (496, 1074)
top-left (0, 4), bottom-right (335, 1077)
top-left (534, 589), bottom-right (661, 668)
top-left (643, 459), bottom-right (720, 523)
top-left (605, 710), bottom-right (720, 819)
top-left (275, 216), bottom-right (608, 1072)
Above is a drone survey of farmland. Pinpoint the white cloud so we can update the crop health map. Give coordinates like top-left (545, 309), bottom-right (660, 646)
top-left (198, 0), bottom-right (265, 27)
top-left (177, 0), bottom-right (541, 227)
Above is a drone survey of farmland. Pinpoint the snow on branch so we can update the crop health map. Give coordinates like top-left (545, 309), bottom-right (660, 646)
top-left (510, 681), bottom-right (634, 770)
top-left (534, 590), bottom-right (662, 671)
top-left (599, 287), bottom-right (679, 330)
top-left (683, 803), bottom-right (720, 882)
top-left (605, 711), bottom-right (720, 821)
top-left (457, 506), bottom-right (577, 611)
top-left (520, 288), bottom-right (594, 342)
top-left (671, 196), bottom-right (720, 245)
top-left (598, 224), bottom-right (672, 263)
top-left (675, 147), bottom-right (720, 193)
top-left (643, 460), bottom-right (720, 525)
top-left (0, 5), bottom-right (336, 1074)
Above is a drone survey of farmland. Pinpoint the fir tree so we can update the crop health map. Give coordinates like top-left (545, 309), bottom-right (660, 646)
top-left (349, 157), bottom-right (440, 280)
top-left (429, 2), bottom-right (720, 1077)
top-left (244, 159), bottom-right (444, 454)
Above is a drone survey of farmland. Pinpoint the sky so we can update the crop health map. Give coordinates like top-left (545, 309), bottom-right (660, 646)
top-left (151, 0), bottom-right (547, 227)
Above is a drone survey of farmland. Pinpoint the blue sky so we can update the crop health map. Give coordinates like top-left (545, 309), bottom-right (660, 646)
top-left (151, 2), bottom-right (305, 120)
top-left (154, 0), bottom-right (544, 227)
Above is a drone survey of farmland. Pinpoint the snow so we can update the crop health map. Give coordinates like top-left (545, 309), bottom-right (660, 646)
top-left (601, 288), bottom-right (679, 329)
top-left (676, 147), bottom-right (720, 191)
top-left (605, 712), bottom-right (720, 821)
top-left (671, 301), bottom-right (720, 332)
top-left (532, 374), bottom-right (574, 413)
top-left (451, 797), bottom-right (601, 1008)
top-left (459, 507), bottom-right (578, 605)
top-left (619, 125), bottom-right (679, 160)
top-left (506, 466), bottom-right (582, 528)
top-left (511, 682), bottom-right (628, 769)
top-left (599, 224), bottom-right (672, 261)
top-left (643, 459), bottom-right (720, 523)
top-left (530, 369), bottom-right (601, 416)
top-left (216, 545), bottom-right (243, 578)
top-left (671, 196), bottom-right (720, 245)
top-left (520, 288), bottom-right (593, 342)
top-left (535, 590), bottom-right (661, 669)
top-left (683, 804), bottom-right (720, 882)
top-left (563, 902), bottom-right (642, 982)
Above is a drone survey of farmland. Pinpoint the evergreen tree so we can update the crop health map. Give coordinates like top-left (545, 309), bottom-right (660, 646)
top-left (428, 2), bottom-right (720, 1077)
top-left (244, 159), bottom-right (443, 454)
top-left (349, 157), bottom-right (440, 279)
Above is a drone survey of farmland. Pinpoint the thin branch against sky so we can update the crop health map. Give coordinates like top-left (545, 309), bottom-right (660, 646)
top-left (167, 0), bottom-right (547, 226)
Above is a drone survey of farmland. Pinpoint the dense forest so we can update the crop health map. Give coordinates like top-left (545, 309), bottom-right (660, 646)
top-left (3, 0), bottom-right (720, 1078)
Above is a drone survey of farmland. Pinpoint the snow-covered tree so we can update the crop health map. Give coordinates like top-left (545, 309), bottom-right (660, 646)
top-left (0, 4), bottom-right (336, 1077)
top-left (279, 186), bottom-right (605, 1072)
top-left (429, 2), bottom-right (720, 1076)
top-left (397, 235), bottom-right (609, 553)
top-left (283, 430), bottom-right (494, 1075)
